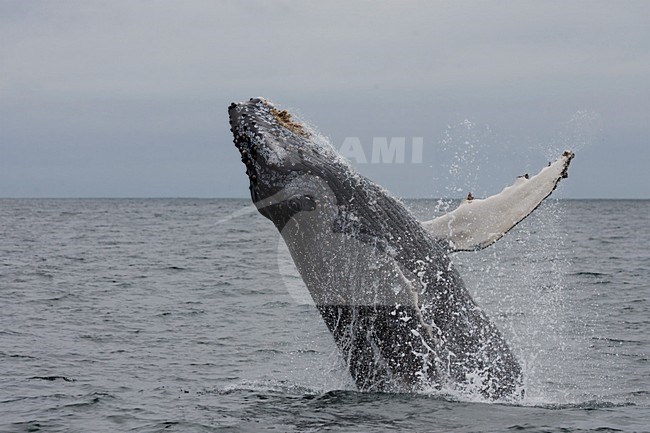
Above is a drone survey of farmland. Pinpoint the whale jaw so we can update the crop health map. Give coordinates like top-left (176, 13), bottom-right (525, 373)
top-left (229, 98), bottom-right (300, 212)
top-left (228, 98), bottom-right (353, 229)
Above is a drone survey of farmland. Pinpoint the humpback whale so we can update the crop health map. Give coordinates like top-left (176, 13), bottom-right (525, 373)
top-left (228, 97), bottom-right (574, 400)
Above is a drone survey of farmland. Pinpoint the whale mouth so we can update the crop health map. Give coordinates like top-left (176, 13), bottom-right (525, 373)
top-left (228, 98), bottom-right (269, 183)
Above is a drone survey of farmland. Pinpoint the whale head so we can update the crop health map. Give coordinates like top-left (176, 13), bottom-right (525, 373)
top-left (229, 98), bottom-right (348, 229)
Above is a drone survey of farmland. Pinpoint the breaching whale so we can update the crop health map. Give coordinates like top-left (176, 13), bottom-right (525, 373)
top-left (228, 97), bottom-right (574, 400)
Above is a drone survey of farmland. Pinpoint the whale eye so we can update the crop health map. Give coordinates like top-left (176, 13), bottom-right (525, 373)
top-left (288, 197), bottom-right (302, 212)
top-left (301, 195), bottom-right (316, 211)
top-left (287, 195), bottom-right (317, 213)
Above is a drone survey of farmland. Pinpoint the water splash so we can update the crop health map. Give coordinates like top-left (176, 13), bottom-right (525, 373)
top-left (406, 113), bottom-right (586, 403)
top-left (434, 118), bottom-right (493, 213)
top-left (437, 157), bottom-right (580, 405)
top-left (541, 110), bottom-right (603, 160)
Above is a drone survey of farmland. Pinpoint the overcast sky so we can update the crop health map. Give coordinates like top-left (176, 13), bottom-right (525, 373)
top-left (1, 1), bottom-right (648, 198)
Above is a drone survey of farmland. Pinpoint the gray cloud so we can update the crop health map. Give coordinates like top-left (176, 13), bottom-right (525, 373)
top-left (1, 0), bottom-right (648, 198)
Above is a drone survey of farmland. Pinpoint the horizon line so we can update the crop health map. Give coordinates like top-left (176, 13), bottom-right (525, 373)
top-left (0, 196), bottom-right (648, 201)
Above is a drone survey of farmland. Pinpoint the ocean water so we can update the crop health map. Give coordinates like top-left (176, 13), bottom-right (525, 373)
top-left (0, 198), bottom-right (648, 432)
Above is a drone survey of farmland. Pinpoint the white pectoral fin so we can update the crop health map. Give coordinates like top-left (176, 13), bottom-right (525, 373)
top-left (422, 151), bottom-right (574, 252)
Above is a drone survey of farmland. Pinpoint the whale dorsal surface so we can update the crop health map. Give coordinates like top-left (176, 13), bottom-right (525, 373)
top-left (422, 151), bottom-right (574, 252)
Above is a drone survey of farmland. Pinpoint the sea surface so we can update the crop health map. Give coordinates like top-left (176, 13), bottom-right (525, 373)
top-left (0, 198), bottom-right (648, 432)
